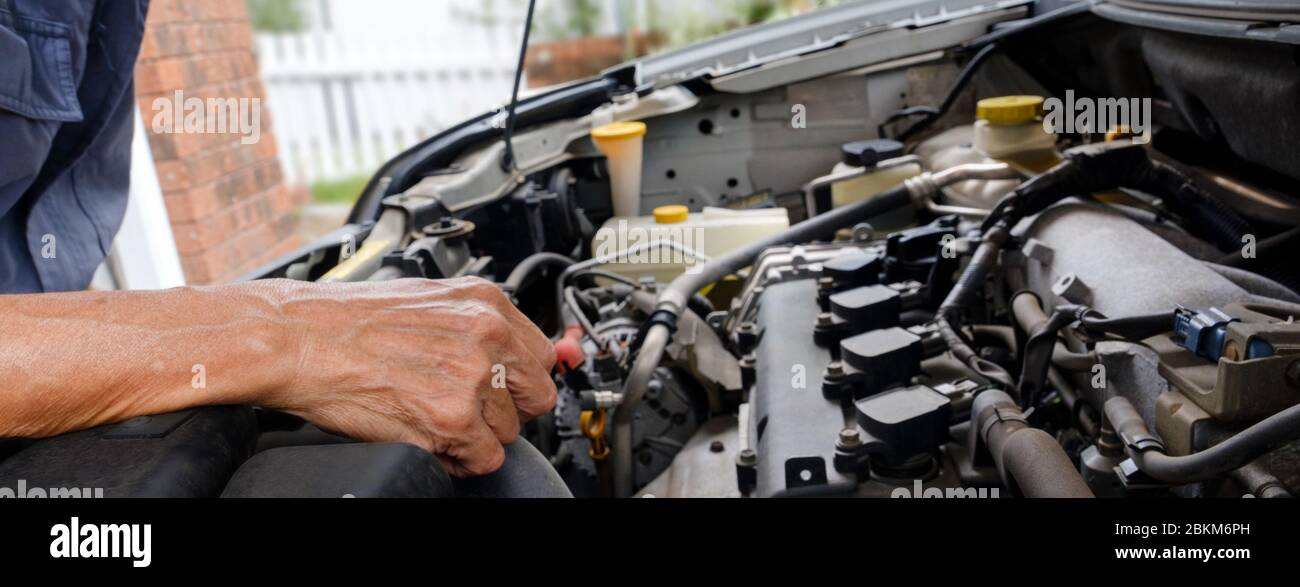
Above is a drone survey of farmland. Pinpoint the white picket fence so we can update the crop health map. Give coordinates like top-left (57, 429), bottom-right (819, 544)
top-left (254, 0), bottom-right (738, 187)
top-left (255, 0), bottom-right (525, 186)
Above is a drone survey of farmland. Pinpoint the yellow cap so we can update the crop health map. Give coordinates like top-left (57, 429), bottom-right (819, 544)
top-left (976, 96), bottom-right (1045, 126)
top-left (591, 121), bottom-right (647, 141)
top-left (654, 205), bottom-right (689, 224)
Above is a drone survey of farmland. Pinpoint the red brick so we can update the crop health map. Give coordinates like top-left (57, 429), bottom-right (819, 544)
top-left (136, 3), bottom-right (302, 285)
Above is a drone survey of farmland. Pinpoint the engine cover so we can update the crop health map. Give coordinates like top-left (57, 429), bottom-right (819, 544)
top-left (749, 280), bottom-right (853, 497)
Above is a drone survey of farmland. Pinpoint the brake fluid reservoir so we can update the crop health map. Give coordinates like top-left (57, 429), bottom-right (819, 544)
top-left (916, 95), bottom-right (1061, 210)
top-left (972, 95), bottom-right (1060, 172)
top-left (592, 205), bottom-right (790, 283)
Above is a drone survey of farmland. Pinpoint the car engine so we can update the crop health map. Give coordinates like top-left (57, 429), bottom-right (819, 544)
top-left (4, 0), bottom-right (1298, 500)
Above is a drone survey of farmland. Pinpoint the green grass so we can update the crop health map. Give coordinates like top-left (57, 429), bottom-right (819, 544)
top-left (310, 175), bottom-right (370, 205)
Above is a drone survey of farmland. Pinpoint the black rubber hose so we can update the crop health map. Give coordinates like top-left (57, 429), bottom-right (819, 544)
top-left (1005, 143), bottom-right (1250, 252)
top-left (1217, 226), bottom-right (1300, 269)
top-left (504, 252), bottom-right (576, 291)
top-left (1141, 160), bottom-right (1251, 254)
top-left (972, 390), bottom-right (1094, 498)
top-left (934, 221), bottom-right (1016, 389)
top-left (1106, 396), bottom-right (1300, 484)
top-left (1232, 463), bottom-right (1293, 499)
top-left (1078, 310), bottom-right (1174, 341)
top-left (687, 293), bottom-right (715, 320)
top-left (939, 222), bottom-right (1011, 315)
top-left (1017, 300), bottom-right (1087, 408)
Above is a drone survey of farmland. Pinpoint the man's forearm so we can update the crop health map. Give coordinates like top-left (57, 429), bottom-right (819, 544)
top-left (0, 283), bottom-right (297, 438)
top-left (0, 277), bottom-right (557, 475)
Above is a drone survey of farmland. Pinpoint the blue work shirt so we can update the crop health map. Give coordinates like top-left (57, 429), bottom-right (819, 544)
top-left (0, 0), bottom-right (149, 293)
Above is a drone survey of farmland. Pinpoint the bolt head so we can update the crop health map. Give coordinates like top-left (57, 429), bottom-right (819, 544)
top-left (837, 428), bottom-right (862, 449)
top-left (826, 361), bottom-right (844, 376)
top-left (817, 313), bottom-right (834, 327)
top-left (709, 440), bottom-right (726, 453)
top-left (737, 448), bottom-right (757, 466)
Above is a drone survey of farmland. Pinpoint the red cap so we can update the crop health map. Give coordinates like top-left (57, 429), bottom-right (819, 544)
top-left (555, 325), bottom-right (585, 372)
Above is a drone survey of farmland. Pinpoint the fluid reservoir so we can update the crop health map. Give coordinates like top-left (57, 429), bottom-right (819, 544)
top-left (591, 121), bottom-right (647, 219)
top-left (829, 140), bottom-right (922, 210)
top-left (808, 139), bottom-right (921, 230)
top-left (591, 205), bottom-right (790, 283)
top-left (973, 95), bottom-right (1060, 172)
top-left (920, 97), bottom-right (1133, 211)
top-left (915, 95), bottom-right (1061, 210)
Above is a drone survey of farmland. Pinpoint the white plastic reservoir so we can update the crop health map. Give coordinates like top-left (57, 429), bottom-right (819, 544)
top-left (591, 205), bottom-right (791, 283)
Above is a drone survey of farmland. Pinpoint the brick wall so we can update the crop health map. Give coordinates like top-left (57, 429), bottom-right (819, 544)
top-left (134, 0), bottom-right (308, 285)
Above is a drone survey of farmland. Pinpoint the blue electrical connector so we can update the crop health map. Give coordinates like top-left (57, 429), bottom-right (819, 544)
top-left (1173, 307), bottom-right (1275, 362)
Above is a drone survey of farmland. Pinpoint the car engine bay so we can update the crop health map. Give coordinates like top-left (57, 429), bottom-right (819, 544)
top-left (4, 0), bottom-right (1299, 499)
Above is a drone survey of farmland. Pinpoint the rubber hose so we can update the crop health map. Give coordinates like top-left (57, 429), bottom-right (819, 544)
top-left (973, 390), bottom-right (1094, 498)
top-left (1106, 396), bottom-right (1300, 484)
top-left (1007, 143), bottom-right (1249, 252)
top-left (934, 222), bottom-right (1016, 389)
top-left (504, 252), bottom-right (575, 291)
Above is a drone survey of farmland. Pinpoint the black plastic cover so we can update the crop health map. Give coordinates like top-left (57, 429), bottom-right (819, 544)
top-left (884, 215), bottom-right (959, 283)
top-left (0, 407), bottom-right (257, 498)
top-left (856, 385), bottom-right (951, 464)
top-left (840, 327), bottom-right (923, 395)
top-left (841, 139), bottom-right (905, 168)
top-left (830, 285), bottom-right (901, 333)
top-left (221, 443), bottom-right (454, 498)
top-left (822, 248), bottom-right (883, 289)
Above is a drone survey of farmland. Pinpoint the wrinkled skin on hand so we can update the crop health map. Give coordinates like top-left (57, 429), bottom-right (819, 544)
top-left (262, 277), bottom-right (558, 477)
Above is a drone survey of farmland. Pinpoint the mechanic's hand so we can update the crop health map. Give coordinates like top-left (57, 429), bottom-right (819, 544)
top-left (263, 277), bottom-right (557, 477)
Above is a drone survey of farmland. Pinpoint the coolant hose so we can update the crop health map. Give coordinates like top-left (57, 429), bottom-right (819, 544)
top-left (1105, 396), bottom-right (1300, 484)
top-left (973, 390), bottom-right (1094, 497)
top-left (612, 184), bottom-right (916, 497)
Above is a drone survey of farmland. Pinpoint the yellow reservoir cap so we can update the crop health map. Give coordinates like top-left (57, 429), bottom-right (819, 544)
top-left (592, 121), bottom-right (647, 141)
top-left (653, 205), bottom-right (689, 224)
top-left (976, 96), bottom-right (1045, 126)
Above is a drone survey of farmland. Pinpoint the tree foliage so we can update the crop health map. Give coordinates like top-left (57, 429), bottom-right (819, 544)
top-left (247, 0), bottom-right (306, 33)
